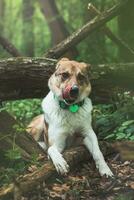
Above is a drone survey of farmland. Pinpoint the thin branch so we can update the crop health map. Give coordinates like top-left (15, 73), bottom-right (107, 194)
top-left (0, 35), bottom-right (22, 57)
top-left (88, 3), bottom-right (134, 57)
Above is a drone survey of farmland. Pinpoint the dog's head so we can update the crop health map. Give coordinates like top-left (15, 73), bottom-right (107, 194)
top-left (48, 58), bottom-right (91, 103)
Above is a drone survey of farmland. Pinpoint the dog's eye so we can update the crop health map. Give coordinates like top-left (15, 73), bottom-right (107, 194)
top-left (61, 72), bottom-right (70, 80)
top-left (78, 74), bottom-right (86, 82)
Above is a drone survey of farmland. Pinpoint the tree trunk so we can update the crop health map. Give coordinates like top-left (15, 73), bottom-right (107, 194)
top-left (22, 0), bottom-right (35, 56)
top-left (39, 0), bottom-right (78, 58)
top-left (0, 0), bottom-right (5, 32)
top-left (118, 0), bottom-right (134, 61)
top-left (0, 57), bottom-right (133, 101)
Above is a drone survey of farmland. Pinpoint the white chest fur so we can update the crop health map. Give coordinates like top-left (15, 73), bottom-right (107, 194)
top-left (42, 91), bottom-right (93, 135)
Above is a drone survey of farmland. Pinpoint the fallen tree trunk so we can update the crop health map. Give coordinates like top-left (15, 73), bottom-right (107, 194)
top-left (0, 111), bottom-right (45, 160)
top-left (0, 57), bottom-right (133, 101)
top-left (44, 0), bottom-right (130, 58)
top-left (0, 143), bottom-right (114, 199)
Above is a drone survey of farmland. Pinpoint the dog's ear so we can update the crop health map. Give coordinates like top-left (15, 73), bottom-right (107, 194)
top-left (80, 62), bottom-right (91, 79)
top-left (80, 62), bottom-right (90, 69)
top-left (59, 57), bottom-right (69, 62)
top-left (56, 57), bottom-right (69, 69)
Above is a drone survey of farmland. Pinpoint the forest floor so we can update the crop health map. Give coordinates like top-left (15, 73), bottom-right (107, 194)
top-left (22, 153), bottom-right (134, 200)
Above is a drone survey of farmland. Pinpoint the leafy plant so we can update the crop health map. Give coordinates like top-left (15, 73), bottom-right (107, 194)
top-left (105, 120), bottom-right (134, 141)
top-left (4, 99), bottom-right (42, 124)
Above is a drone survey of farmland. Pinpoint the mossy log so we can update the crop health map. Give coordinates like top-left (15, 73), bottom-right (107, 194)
top-left (0, 57), bottom-right (133, 101)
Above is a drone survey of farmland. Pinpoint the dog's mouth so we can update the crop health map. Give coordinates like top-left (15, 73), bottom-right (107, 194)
top-left (62, 85), bottom-right (79, 104)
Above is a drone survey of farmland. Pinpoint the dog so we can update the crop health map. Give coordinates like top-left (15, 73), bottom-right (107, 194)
top-left (27, 58), bottom-right (113, 177)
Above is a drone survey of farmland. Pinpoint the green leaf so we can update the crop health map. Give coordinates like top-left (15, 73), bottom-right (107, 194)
top-left (116, 132), bottom-right (126, 140)
top-left (130, 135), bottom-right (134, 141)
top-left (122, 120), bottom-right (134, 126)
top-left (5, 148), bottom-right (21, 160)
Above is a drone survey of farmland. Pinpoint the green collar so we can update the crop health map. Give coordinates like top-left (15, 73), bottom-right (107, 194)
top-left (59, 99), bottom-right (84, 113)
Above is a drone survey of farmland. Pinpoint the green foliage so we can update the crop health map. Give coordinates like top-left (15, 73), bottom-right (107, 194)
top-left (5, 147), bottom-right (22, 160)
top-left (105, 120), bottom-right (134, 141)
top-left (3, 99), bottom-right (42, 124)
top-left (93, 92), bottom-right (134, 141)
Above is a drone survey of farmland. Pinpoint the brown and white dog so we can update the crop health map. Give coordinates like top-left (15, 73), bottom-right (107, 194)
top-left (27, 58), bottom-right (113, 177)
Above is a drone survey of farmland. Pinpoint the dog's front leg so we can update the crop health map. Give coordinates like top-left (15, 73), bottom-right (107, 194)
top-left (83, 127), bottom-right (113, 177)
top-left (47, 127), bottom-right (69, 175)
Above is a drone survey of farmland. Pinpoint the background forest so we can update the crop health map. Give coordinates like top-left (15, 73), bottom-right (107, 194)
top-left (0, 0), bottom-right (134, 199)
top-left (1, 0), bottom-right (134, 61)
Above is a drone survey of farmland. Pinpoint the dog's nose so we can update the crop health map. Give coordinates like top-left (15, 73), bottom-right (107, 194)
top-left (70, 85), bottom-right (79, 98)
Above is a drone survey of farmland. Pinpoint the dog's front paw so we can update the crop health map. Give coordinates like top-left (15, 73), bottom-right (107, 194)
top-left (99, 164), bottom-right (114, 178)
top-left (48, 146), bottom-right (69, 175)
top-left (53, 154), bottom-right (70, 175)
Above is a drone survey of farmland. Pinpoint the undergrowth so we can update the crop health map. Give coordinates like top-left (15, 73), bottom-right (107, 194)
top-left (0, 92), bottom-right (133, 187)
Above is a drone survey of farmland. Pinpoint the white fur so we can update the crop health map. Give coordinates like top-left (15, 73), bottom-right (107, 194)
top-left (41, 91), bottom-right (113, 177)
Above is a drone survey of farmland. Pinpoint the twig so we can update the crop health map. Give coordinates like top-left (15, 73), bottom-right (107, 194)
top-left (0, 35), bottom-right (22, 57)
top-left (88, 3), bottom-right (134, 57)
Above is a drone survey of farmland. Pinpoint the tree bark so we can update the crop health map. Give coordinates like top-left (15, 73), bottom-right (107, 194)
top-left (44, 0), bottom-right (130, 58)
top-left (0, 57), bottom-right (133, 101)
top-left (0, 0), bottom-right (5, 32)
top-left (39, 0), bottom-right (78, 58)
top-left (22, 0), bottom-right (35, 56)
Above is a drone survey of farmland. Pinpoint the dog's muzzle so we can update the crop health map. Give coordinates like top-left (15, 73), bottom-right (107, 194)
top-left (62, 85), bottom-right (79, 100)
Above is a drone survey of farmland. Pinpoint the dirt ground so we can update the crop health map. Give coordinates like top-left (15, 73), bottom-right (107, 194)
top-left (22, 153), bottom-right (134, 200)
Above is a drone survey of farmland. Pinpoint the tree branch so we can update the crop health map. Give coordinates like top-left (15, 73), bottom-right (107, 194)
top-left (88, 3), bottom-right (134, 57)
top-left (44, 0), bottom-right (130, 58)
top-left (0, 35), bottom-right (22, 57)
